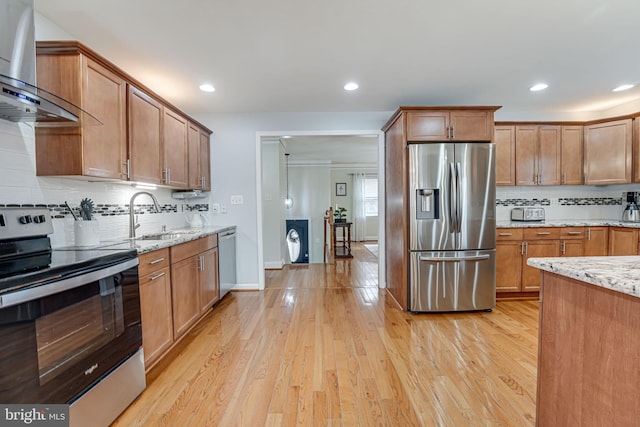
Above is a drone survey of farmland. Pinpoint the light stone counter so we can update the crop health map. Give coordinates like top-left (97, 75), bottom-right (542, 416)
top-left (497, 219), bottom-right (640, 228)
top-left (57, 225), bottom-right (236, 254)
top-left (527, 256), bottom-right (640, 299)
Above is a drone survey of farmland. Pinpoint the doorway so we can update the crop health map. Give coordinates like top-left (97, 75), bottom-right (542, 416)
top-left (255, 130), bottom-right (385, 290)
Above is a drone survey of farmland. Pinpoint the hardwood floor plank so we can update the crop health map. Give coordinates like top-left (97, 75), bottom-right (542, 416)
top-left (114, 243), bottom-right (538, 426)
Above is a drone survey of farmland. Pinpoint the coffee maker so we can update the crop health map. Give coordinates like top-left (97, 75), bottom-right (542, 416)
top-left (622, 192), bottom-right (640, 222)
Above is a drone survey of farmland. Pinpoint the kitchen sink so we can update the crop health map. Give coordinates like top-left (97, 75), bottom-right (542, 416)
top-left (136, 230), bottom-right (201, 241)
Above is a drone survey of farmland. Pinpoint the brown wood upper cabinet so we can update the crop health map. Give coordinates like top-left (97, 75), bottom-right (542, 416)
top-left (188, 123), bottom-right (212, 191)
top-left (34, 41), bottom-right (212, 190)
top-left (494, 125), bottom-right (516, 186)
top-left (633, 117), bottom-right (640, 183)
top-left (162, 108), bottom-right (189, 188)
top-left (560, 126), bottom-right (583, 185)
top-left (515, 125), bottom-right (561, 185)
top-left (128, 85), bottom-right (163, 185)
top-left (584, 119), bottom-right (632, 185)
top-left (35, 43), bottom-right (127, 180)
top-left (406, 110), bottom-right (494, 141)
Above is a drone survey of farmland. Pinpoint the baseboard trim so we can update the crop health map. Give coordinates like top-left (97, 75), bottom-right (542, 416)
top-left (232, 283), bottom-right (261, 291)
top-left (264, 259), bottom-right (284, 269)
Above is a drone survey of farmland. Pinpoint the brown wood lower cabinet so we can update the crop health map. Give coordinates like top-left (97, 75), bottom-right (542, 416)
top-left (170, 235), bottom-right (219, 340)
top-left (584, 226), bottom-right (608, 256)
top-left (608, 226), bottom-right (638, 255)
top-left (537, 272), bottom-right (640, 426)
top-left (138, 249), bottom-right (173, 369)
top-left (497, 228), bottom-right (561, 295)
top-left (138, 235), bottom-right (219, 370)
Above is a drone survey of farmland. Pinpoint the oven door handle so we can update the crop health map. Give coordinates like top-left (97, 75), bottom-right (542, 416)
top-left (0, 258), bottom-right (139, 309)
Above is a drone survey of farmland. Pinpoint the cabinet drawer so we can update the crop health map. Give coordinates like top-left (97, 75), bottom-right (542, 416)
top-left (138, 248), bottom-right (170, 277)
top-left (497, 228), bottom-right (523, 241)
top-left (171, 235), bottom-right (217, 263)
top-left (523, 228), bottom-right (561, 240)
top-left (560, 227), bottom-right (585, 240)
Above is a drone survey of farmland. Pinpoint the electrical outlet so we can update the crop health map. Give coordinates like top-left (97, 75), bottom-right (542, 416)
top-left (211, 203), bottom-right (220, 213)
top-left (220, 203), bottom-right (227, 214)
top-left (231, 195), bottom-right (243, 205)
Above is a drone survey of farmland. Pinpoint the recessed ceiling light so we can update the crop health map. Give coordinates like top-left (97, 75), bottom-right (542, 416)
top-left (199, 84), bottom-right (215, 92)
top-left (529, 83), bottom-right (548, 92)
top-left (613, 84), bottom-right (635, 92)
top-left (281, 135), bottom-right (292, 139)
top-left (344, 82), bottom-right (359, 91)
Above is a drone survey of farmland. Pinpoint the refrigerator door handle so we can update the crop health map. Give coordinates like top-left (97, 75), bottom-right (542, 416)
top-left (419, 254), bottom-right (490, 263)
top-left (449, 162), bottom-right (457, 233)
top-left (455, 161), bottom-right (462, 233)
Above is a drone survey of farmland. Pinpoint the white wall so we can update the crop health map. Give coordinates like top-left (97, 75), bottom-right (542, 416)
top-left (330, 170), bottom-right (353, 221)
top-left (193, 113), bottom-right (390, 287)
top-left (261, 141), bottom-right (284, 268)
top-left (286, 164), bottom-right (331, 263)
top-left (330, 168), bottom-right (379, 241)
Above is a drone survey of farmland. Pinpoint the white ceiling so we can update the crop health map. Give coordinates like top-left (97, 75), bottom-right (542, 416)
top-left (279, 135), bottom-right (378, 166)
top-left (33, 0), bottom-right (640, 118)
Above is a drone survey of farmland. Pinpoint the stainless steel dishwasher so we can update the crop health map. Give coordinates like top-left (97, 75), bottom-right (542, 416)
top-left (218, 228), bottom-right (236, 298)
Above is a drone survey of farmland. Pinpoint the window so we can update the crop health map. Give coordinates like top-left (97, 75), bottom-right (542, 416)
top-left (364, 177), bottom-right (378, 216)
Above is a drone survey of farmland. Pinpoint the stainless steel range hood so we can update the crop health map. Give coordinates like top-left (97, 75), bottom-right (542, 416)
top-left (0, 0), bottom-right (98, 126)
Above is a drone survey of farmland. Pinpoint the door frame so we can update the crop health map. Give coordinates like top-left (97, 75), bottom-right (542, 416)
top-left (255, 130), bottom-right (386, 290)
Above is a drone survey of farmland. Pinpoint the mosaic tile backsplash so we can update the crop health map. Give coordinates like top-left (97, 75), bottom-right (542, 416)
top-left (0, 202), bottom-right (209, 219)
top-left (496, 197), bottom-right (622, 207)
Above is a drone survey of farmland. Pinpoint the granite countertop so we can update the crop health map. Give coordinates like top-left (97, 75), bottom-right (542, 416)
top-left (56, 225), bottom-right (236, 254)
top-left (497, 219), bottom-right (640, 229)
top-left (527, 256), bottom-right (640, 299)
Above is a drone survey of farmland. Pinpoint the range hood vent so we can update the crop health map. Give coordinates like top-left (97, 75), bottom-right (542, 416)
top-left (0, 0), bottom-right (100, 126)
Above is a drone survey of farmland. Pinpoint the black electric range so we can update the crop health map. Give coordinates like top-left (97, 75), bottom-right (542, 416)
top-left (0, 207), bottom-right (136, 295)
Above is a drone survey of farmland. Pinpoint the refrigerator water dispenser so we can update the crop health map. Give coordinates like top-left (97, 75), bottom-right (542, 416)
top-left (416, 188), bottom-right (439, 219)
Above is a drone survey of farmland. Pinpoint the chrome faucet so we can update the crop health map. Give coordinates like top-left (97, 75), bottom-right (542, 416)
top-left (129, 191), bottom-right (161, 239)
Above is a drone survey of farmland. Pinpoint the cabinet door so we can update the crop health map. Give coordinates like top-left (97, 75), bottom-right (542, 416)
top-left (634, 118), bottom-right (640, 183)
top-left (449, 110), bottom-right (493, 141)
top-left (200, 130), bottom-right (211, 191)
top-left (128, 86), bottom-right (163, 184)
top-left (162, 108), bottom-right (189, 188)
top-left (199, 248), bottom-right (219, 314)
top-left (584, 227), bottom-right (608, 256)
top-left (139, 267), bottom-right (173, 368)
top-left (81, 57), bottom-right (127, 179)
top-left (523, 240), bottom-right (560, 291)
top-left (406, 111), bottom-right (449, 141)
top-left (538, 126), bottom-right (561, 185)
top-left (188, 123), bottom-right (201, 189)
top-left (494, 125), bottom-right (516, 186)
top-left (561, 126), bottom-right (584, 185)
top-left (171, 256), bottom-right (201, 339)
top-left (515, 126), bottom-right (537, 185)
top-left (561, 240), bottom-right (584, 257)
top-left (608, 227), bottom-right (638, 256)
top-left (496, 240), bottom-right (523, 292)
top-left (584, 119), bottom-right (632, 185)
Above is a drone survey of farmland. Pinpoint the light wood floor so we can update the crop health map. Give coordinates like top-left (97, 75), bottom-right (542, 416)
top-left (114, 243), bottom-right (538, 426)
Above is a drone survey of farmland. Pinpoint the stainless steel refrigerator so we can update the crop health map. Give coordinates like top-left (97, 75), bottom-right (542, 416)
top-left (408, 142), bottom-right (496, 312)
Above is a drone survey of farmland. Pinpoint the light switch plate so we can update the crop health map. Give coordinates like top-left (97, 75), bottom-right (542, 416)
top-left (230, 195), bottom-right (243, 205)
top-left (211, 203), bottom-right (220, 213)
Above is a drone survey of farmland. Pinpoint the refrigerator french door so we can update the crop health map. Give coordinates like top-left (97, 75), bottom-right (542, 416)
top-left (408, 142), bottom-right (496, 312)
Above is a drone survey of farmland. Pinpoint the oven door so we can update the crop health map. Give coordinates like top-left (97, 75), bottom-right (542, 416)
top-left (0, 258), bottom-right (141, 404)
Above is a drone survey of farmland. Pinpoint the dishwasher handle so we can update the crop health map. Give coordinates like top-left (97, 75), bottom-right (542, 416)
top-left (219, 230), bottom-right (236, 241)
